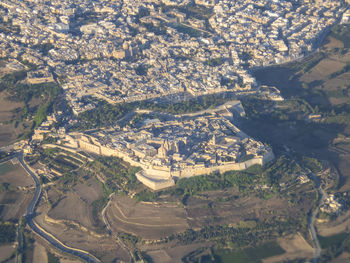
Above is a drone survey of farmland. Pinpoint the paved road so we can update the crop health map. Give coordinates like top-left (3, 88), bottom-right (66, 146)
top-left (0, 152), bottom-right (18, 164)
top-left (19, 152), bottom-right (101, 263)
top-left (309, 173), bottom-right (326, 263)
top-left (281, 150), bottom-right (326, 263)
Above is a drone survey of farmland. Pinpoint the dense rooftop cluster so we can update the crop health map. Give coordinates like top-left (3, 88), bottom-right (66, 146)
top-left (62, 102), bottom-right (274, 189)
top-left (0, 0), bottom-right (347, 114)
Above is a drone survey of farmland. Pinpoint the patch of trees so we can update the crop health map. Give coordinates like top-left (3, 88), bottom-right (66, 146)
top-left (134, 165), bottom-right (264, 203)
top-left (32, 43), bottom-right (54, 56)
top-left (74, 94), bottom-right (237, 130)
top-left (324, 86), bottom-right (349, 98)
top-left (263, 156), bottom-right (302, 186)
top-left (74, 100), bottom-right (134, 130)
top-left (0, 71), bottom-right (61, 137)
top-left (91, 193), bottom-right (109, 226)
top-left (138, 94), bottom-right (234, 114)
top-left (0, 17), bottom-right (20, 34)
top-left (141, 22), bottom-right (168, 36)
top-left (0, 151), bottom-right (10, 161)
top-left (47, 252), bottom-right (60, 263)
top-left (240, 51), bottom-right (252, 61)
top-left (89, 156), bottom-right (141, 194)
top-left (220, 77), bottom-right (236, 87)
top-left (188, 241), bottom-right (285, 263)
top-left (118, 232), bottom-right (140, 247)
top-left (204, 58), bottom-right (224, 67)
top-left (319, 233), bottom-right (350, 262)
top-left (134, 7), bottom-right (150, 24)
top-left (69, 11), bottom-right (104, 35)
top-left (171, 219), bottom-right (300, 247)
top-left (177, 3), bottom-right (213, 20)
top-left (0, 221), bottom-right (16, 244)
top-left (330, 24), bottom-right (350, 48)
top-left (329, 63), bottom-right (350, 79)
top-left (133, 189), bottom-right (159, 202)
top-left (0, 182), bottom-right (15, 193)
top-left (174, 24), bottom-right (201, 37)
top-left (20, 229), bottom-right (35, 263)
top-left (244, 97), bottom-right (316, 121)
top-left (135, 64), bottom-right (151, 76)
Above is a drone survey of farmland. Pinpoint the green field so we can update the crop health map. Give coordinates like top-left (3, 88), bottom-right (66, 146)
top-left (318, 233), bottom-right (349, 249)
top-left (0, 162), bottom-right (16, 174)
top-left (215, 241), bottom-right (285, 263)
top-left (0, 222), bottom-right (16, 244)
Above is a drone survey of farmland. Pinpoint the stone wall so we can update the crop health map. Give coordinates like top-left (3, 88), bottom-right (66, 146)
top-left (135, 171), bottom-right (175, 191)
top-left (72, 136), bottom-right (275, 190)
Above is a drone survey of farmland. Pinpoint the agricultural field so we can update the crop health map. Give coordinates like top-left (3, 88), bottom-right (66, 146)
top-left (0, 160), bottom-right (35, 262)
top-left (26, 147), bottom-right (132, 262)
top-left (7, 21), bottom-right (350, 263)
top-left (262, 233), bottom-right (314, 263)
top-left (252, 25), bottom-right (350, 192)
top-left (0, 60), bottom-right (63, 145)
top-left (251, 24), bottom-right (350, 262)
top-left (22, 141), bottom-right (322, 263)
top-left (213, 241), bottom-right (285, 263)
top-left (0, 91), bottom-right (28, 147)
top-left (106, 194), bottom-right (189, 239)
top-left (0, 160), bottom-right (34, 221)
top-left (0, 244), bottom-right (16, 263)
top-left (32, 238), bottom-right (84, 263)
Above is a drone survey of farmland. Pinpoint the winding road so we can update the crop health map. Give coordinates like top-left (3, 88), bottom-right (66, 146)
top-left (282, 150), bottom-right (327, 263)
top-left (309, 173), bottom-right (327, 263)
top-left (18, 151), bottom-right (101, 263)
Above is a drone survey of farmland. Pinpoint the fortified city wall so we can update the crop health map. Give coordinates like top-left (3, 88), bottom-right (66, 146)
top-left (66, 134), bottom-right (274, 190)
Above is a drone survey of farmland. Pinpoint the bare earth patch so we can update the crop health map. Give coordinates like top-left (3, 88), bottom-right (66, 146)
top-left (73, 177), bottom-right (102, 204)
top-left (33, 241), bottom-right (48, 263)
top-left (0, 91), bottom-right (25, 147)
top-left (317, 210), bottom-right (350, 236)
top-left (0, 161), bottom-right (34, 220)
top-left (33, 237), bottom-right (85, 263)
top-left (141, 242), bottom-right (210, 263)
top-left (185, 190), bottom-right (300, 230)
top-left (47, 177), bottom-right (102, 229)
top-left (48, 192), bottom-right (94, 228)
top-left (301, 59), bottom-right (346, 82)
top-left (0, 244), bottom-right (15, 262)
top-left (0, 191), bottom-right (33, 221)
top-left (323, 72), bottom-right (350, 91)
top-left (146, 249), bottom-right (172, 263)
top-left (36, 199), bottom-right (130, 262)
top-left (107, 195), bottom-right (188, 239)
top-left (0, 161), bottom-right (34, 187)
top-left (262, 233), bottom-right (314, 263)
top-left (324, 37), bottom-right (344, 50)
top-left (330, 251), bottom-right (350, 263)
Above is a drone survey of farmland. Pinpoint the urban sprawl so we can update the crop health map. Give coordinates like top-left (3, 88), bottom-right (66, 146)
top-left (1, 0), bottom-right (349, 189)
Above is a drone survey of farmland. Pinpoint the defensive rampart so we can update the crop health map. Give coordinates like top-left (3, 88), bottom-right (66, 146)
top-left (70, 136), bottom-right (274, 190)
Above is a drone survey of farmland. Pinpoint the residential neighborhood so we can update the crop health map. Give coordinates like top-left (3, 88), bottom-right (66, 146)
top-left (0, 0), bottom-right (347, 114)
